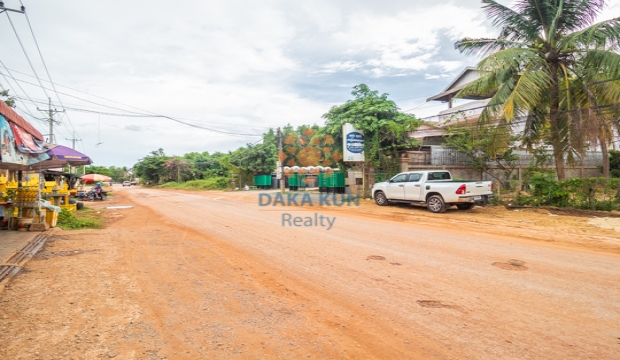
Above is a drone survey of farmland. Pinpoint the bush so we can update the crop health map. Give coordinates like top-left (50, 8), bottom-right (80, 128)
top-left (158, 177), bottom-right (229, 190)
top-left (513, 175), bottom-right (619, 211)
top-left (611, 150), bottom-right (620, 178)
top-left (57, 208), bottom-right (103, 230)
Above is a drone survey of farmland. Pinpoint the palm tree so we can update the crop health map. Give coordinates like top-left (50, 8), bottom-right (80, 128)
top-left (455, 0), bottom-right (620, 180)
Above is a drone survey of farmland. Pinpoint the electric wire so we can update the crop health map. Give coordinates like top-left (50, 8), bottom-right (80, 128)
top-left (19, 1), bottom-right (68, 115)
top-left (1, 71), bottom-right (274, 131)
top-left (0, 79), bottom-right (41, 122)
top-left (4, 10), bottom-right (48, 100)
top-left (10, 96), bottom-right (264, 137)
top-left (0, 60), bottom-right (41, 120)
top-left (17, 0), bottom-right (81, 145)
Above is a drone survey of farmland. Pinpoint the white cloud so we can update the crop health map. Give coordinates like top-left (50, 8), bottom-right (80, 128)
top-left (319, 3), bottom-right (491, 76)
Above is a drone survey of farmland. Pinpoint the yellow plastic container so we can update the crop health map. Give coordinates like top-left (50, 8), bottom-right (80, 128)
top-left (46, 210), bottom-right (58, 227)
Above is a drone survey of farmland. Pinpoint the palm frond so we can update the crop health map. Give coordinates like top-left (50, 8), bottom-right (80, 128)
top-left (477, 47), bottom-right (542, 74)
top-left (560, 17), bottom-right (620, 51)
top-left (580, 49), bottom-right (620, 79)
top-left (454, 38), bottom-right (525, 56)
top-left (521, 107), bottom-right (548, 149)
top-left (513, 0), bottom-right (556, 39)
top-left (455, 72), bottom-right (499, 100)
top-left (481, 0), bottom-right (534, 41)
top-left (551, 0), bottom-right (606, 33)
top-left (502, 64), bottom-right (550, 120)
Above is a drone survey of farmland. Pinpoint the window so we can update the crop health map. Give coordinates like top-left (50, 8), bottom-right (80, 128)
top-left (407, 173), bottom-right (422, 182)
top-left (390, 174), bottom-right (408, 183)
top-left (429, 172), bottom-right (451, 180)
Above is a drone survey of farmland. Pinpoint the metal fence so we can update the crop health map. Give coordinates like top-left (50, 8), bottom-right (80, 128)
top-left (407, 149), bottom-right (604, 167)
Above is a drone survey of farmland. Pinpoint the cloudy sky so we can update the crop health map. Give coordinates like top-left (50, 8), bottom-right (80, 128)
top-left (2, 0), bottom-right (620, 168)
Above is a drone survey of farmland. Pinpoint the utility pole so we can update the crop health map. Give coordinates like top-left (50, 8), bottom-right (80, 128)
top-left (0, 3), bottom-right (26, 15)
top-left (66, 132), bottom-right (82, 174)
top-left (66, 132), bottom-right (82, 150)
top-left (278, 127), bottom-right (284, 193)
top-left (37, 97), bottom-right (63, 143)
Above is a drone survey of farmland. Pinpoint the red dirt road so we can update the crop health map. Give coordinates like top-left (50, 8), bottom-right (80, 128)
top-left (1, 186), bottom-right (620, 359)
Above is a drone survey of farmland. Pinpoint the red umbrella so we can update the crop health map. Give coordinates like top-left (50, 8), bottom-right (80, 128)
top-left (80, 174), bottom-right (111, 184)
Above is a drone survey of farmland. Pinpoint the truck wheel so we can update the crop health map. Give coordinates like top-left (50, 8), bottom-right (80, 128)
top-left (427, 195), bottom-right (447, 213)
top-left (374, 191), bottom-right (389, 206)
top-left (456, 203), bottom-right (475, 210)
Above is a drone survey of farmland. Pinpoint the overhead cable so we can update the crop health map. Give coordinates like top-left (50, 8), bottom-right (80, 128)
top-left (4, 11), bottom-right (49, 99)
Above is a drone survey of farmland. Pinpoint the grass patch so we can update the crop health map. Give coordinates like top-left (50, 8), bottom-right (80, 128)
top-left (57, 207), bottom-right (104, 230)
top-left (158, 177), bottom-right (229, 190)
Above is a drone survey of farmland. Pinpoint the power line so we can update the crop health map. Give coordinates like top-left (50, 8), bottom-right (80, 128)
top-left (0, 60), bottom-right (40, 119)
top-left (21, 1), bottom-right (80, 142)
top-left (2, 71), bottom-right (275, 131)
top-left (4, 10), bottom-right (49, 100)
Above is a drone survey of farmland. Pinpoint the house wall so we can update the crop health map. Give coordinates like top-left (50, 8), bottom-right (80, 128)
top-left (450, 70), bottom-right (481, 89)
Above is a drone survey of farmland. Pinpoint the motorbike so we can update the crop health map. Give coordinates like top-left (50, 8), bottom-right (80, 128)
top-left (84, 188), bottom-right (107, 201)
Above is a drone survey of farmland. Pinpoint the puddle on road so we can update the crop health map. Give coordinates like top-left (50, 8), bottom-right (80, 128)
top-left (366, 255), bottom-right (386, 261)
top-left (492, 259), bottom-right (528, 271)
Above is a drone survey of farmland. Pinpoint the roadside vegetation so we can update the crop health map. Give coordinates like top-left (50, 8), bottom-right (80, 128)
top-left (157, 178), bottom-right (229, 191)
top-left (57, 207), bottom-right (104, 230)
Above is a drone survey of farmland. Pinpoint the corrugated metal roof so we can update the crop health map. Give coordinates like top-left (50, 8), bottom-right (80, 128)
top-left (0, 100), bottom-right (44, 140)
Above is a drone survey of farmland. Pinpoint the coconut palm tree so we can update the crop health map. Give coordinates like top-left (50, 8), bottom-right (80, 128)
top-left (567, 63), bottom-right (620, 178)
top-left (455, 0), bottom-right (620, 180)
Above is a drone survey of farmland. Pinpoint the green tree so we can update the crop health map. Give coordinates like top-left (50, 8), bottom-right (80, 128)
top-left (106, 166), bottom-right (130, 182)
top-left (230, 142), bottom-right (277, 174)
top-left (322, 84), bottom-right (420, 196)
top-left (85, 166), bottom-right (112, 176)
top-left (444, 113), bottom-right (520, 188)
top-left (133, 148), bottom-right (169, 184)
top-left (455, 0), bottom-right (620, 181)
top-left (184, 151), bottom-right (227, 178)
top-left (323, 84), bottom-right (420, 165)
top-left (564, 63), bottom-right (620, 178)
top-left (163, 157), bottom-right (193, 182)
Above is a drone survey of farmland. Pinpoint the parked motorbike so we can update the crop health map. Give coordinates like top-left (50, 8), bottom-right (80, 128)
top-left (84, 188), bottom-right (107, 201)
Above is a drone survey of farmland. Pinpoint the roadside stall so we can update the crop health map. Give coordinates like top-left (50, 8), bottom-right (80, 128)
top-left (0, 100), bottom-right (92, 230)
top-left (36, 145), bottom-right (92, 213)
top-left (0, 100), bottom-right (48, 230)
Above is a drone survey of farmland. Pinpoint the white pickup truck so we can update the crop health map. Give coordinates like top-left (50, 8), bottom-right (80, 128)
top-left (371, 170), bottom-right (493, 213)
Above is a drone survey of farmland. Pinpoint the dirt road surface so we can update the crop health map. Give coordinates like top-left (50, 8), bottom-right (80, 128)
top-left (1, 186), bottom-right (620, 359)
